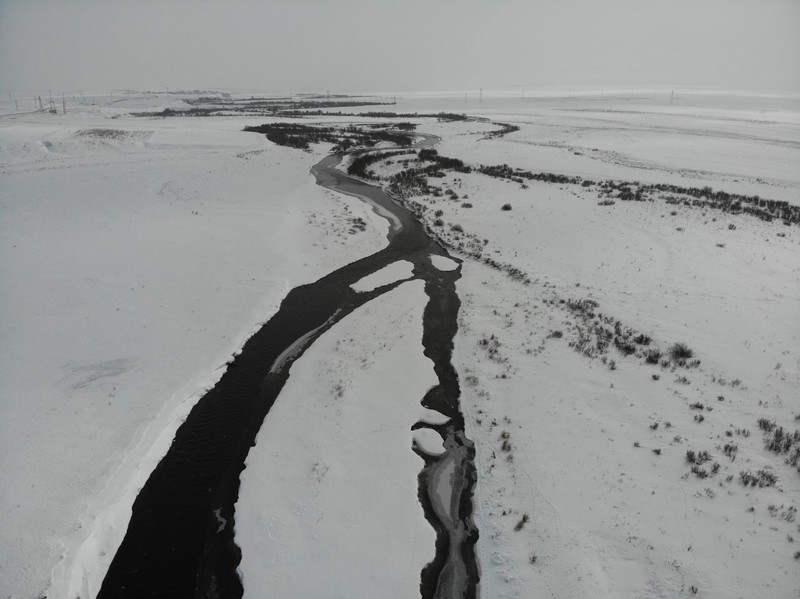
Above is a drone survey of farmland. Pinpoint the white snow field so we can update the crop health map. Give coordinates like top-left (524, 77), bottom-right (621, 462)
top-left (2, 90), bottom-right (799, 599)
top-left (0, 96), bottom-right (389, 598)
top-left (378, 92), bottom-right (800, 598)
top-left (236, 280), bottom-right (438, 598)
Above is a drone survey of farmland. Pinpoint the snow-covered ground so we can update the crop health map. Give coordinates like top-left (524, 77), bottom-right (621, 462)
top-left (2, 91), bottom-right (798, 599)
top-left (387, 93), bottom-right (800, 598)
top-left (236, 280), bottom-right (438, 598)
top-left (0, 96), bottom-right (389, 598)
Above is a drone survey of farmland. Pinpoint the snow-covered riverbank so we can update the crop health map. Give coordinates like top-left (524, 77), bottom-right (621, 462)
top-left (236, 280), bottom-right (438, 598)
top-left (0, 96), bottom-right (388, 598)
top-left (390, 93), bottom-right (800, 598)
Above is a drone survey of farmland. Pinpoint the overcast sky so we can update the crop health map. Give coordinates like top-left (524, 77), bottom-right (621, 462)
top-left (1, 0), bottom-right (798, 95)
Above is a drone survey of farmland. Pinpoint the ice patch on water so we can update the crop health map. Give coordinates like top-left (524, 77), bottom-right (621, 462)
top-left (351, 260), bottom-right (415, 292)
top-left (430, 254), bottom-right (459, 271)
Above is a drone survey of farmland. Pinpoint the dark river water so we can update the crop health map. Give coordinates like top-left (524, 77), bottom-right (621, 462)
top-left (98, 136), bottom-right (479, 599)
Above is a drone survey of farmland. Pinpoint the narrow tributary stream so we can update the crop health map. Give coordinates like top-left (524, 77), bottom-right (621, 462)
top-left (98, 135), bottom-right (479, 599)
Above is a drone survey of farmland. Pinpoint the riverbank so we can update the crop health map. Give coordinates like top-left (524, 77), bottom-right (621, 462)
top-left (0, 99), bottom-right (388, 598)
top-left (236, 280), bottom-right (439, 598)
top-left (356, 93), bottom-right (800, 598)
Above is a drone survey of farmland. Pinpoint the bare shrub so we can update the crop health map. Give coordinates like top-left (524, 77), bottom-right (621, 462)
top-left (740, 469), bottom-right (778, 488)
top-left (670, 342), bottom-right (694, 361)
top-left (514, 513), bottom-right (529, 531)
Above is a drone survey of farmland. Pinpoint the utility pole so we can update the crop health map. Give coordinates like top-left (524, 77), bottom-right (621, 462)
top-left (62, 93), bottom-right (66, 114)
top-left (479, 88), bottom-right (483, 102)
top-left (670, 90), bottom-right (674, 104)
top-left (15, 100), bottom-right (19, 111)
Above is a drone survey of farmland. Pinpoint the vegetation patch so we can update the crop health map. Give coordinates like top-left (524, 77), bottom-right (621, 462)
top-left (740, 469), bottom-right (778, 488)
top-left (245, 122), bottom-right (414, 151)
top-left (759, 419), bottom-right (800, 473)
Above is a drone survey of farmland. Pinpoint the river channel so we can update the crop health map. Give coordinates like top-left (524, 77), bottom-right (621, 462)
top-left (98, 134), bottom-right (479, 599)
